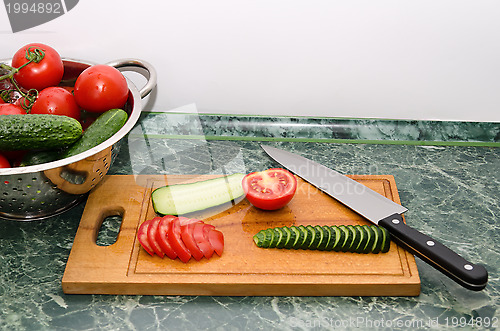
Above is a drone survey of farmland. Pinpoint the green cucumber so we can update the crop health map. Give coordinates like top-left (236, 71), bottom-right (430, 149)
top-left (0, 114), bottom-right (82, 151)
top-left (317, 226), bottom-right (330, 251)
top-left (152, 173), bottom-right (245, 215)
top-left (253, 230), bottom-right (267, 248)
top-left (252, 224), bottom-right (391, 254)
top-left (19, 150), bottom-right (61, 166)
top-left (361, 226), bottom-right (377, 254)
top-left (289, 226), bottom-right (303, 249)
top-left (282, 226), bottom-right (297, 249)
top-left (330, 226), bottom-right (345, 252)
top-left (63, 108), bottom-right (128, 158)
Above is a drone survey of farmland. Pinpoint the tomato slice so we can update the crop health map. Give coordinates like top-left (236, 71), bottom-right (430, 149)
top-left (208, 229), bottom-right (224, 257)
top-left (167, 217), bottom-right (192, 263)
top-left (193, 223), bottom-right (215, 259)
top-left (137, 219), bottom-right (155, 256)
top-left (242, 168), bottom-right (297, 210)
top-left (147, 217), bottom-right (164, 258)
top-left (155, 215), bottom-right (177, 260)
top-left (181, 223), bottom-right (204, 261)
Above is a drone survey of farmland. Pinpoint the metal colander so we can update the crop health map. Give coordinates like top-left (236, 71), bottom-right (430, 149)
top-left (0, 58), bottom-right (157, 220)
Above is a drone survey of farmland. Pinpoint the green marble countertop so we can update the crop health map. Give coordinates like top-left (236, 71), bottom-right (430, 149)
top-left (1, 113), bottom-right (498, 330)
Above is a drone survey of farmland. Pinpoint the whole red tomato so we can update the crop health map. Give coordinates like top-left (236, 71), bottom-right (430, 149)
top-left (11, 43), bottom-right (64, 91)
top-left (0, 103), bottom-right (25, 115)
top-left (31, 87), bottom-right (80, 120)
top-left (74, 65), bottom-right (128, 113)
top-left (0, 153), bottom-right (11, 168)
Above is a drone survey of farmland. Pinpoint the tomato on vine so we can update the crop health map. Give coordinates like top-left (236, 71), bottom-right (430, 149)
top-left (30, 87), bottom-right (80, 120)
top-left (74, 65), bottom-right (128, 113)
top-left (11, 43), bottom-right (64, 91)
top-left (0, 103), bottom-right (25, 115)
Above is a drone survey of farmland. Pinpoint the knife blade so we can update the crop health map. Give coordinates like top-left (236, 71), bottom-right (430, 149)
top-left (261, 145), bottom-right (488, 291)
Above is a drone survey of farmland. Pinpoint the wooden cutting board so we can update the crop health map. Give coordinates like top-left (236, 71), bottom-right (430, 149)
top-left (62, 174), bottom-right (420, 296)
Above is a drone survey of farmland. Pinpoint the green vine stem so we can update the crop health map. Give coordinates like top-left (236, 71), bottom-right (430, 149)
top-left (0, 46), bottom-right (45, 109)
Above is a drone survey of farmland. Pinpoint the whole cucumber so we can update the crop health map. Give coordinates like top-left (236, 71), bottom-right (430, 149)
top-left (63, 109), bottom-right (128, 158)
top-left (0, 114), bottom-right (82, 151)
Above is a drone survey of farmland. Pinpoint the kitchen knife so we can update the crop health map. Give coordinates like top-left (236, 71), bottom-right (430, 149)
top-left (261, 145), bottom-right (488, 291)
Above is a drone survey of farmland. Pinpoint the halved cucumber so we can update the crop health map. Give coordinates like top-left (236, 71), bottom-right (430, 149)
top-left (152, 173), bottom-right (245, 215)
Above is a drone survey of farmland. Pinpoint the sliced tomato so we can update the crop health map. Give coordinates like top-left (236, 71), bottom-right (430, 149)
top-left (137, 219), bottom-right (155, 256)
top-left (242, 168), bottom-right (297, 210)
top-left (193, 223), bottom-right (215, 259)
top-left (208, 229), bottom-right (224, 257)
top-left (147, 217), bottom-right (164, 258)
top-left (180, 223), bottom-right (205, 261)
top-left (167, 217), bottom-right (192, 263)
top-left (156, 215), bottom-right (178, 260)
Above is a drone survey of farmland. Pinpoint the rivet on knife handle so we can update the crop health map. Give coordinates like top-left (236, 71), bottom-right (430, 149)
top-left (379, 214), bottom-right (488, 291)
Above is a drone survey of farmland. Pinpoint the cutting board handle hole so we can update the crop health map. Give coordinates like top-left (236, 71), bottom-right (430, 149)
top-left (95, 213), bottom-right (123, 247)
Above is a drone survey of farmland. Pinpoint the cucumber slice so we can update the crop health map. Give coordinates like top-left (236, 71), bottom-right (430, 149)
top-left (317, 226), bottom-right (330, 251)
top-left (352, 225), bottom-right (368, 253)
top-left (346, 225), bottom-right (359, 252)
top-left (380, 226), bottom-right (391, 253)
top-left (330, 226), bottom-right (345, 252)
top-left (290, 226), bottom-right (303, 249)
top-left (370, 225), bottom-right (384, 254)
top-left (152, 173), bottom-right (245, 215)
top-left (281, 227), bottom-right (294, 249)
top-left (297, 225), bottom-right (310, 249)
top-left (305, 225), bottom-right (321, 250)
top-left (269, 229), bottom-right (280, 248)
top-left (275, 228), bottom-right (287, 249)
top-left (361, 225), bottom-right (376, 254)
top-left (263, 229), bottom-right (275, 248)
top-left (253, 231), bottom-right (266, 248)
top-left (338, 225), bottom-right (352, 252)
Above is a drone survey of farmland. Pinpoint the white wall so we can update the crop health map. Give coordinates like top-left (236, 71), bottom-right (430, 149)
top-left (1, 0), bottom-right (499, 122)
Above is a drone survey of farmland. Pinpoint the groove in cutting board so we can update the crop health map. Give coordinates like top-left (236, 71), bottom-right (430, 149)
top-left (62, 174), bottom-right (420, 296)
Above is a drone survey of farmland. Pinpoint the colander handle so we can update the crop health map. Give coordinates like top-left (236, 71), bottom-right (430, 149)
top-left (105, 59), bottom-right (157, 98)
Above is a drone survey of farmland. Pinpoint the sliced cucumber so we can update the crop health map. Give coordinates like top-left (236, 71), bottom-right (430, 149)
top-left (290, 226), bottom-right (303, 249)
top-left (361, 226), bottom-right (376, 254)
top-left (252, 224), bottom-right (391, 254)
top-left (152, 173), bottom-right (245, 215)
top-left (253, 230), bottom-right (266, 248)
top-left (317, 226), bottom-right (330, 251)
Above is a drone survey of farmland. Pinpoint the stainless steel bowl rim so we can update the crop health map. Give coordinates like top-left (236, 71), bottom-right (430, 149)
top-left (0, 57), bottom-right (154, 176)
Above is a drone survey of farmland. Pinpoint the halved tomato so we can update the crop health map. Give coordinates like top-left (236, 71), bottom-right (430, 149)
top-left (242, 168), bottom-right (297, 210)
top-left (167, 217), bottom-right (192, 263)
top-left (181, 223), bottom-right (204, 261)
top-left (137, 219), bottom-right (155, 256)
top-left (193, 223), bottom-right (215, 259)
top-left (208, 229), bottom-right (224, 257)
top-left (147, 217), bottom-right (165, 258)
top-left (155, 215), bottom-right (178, 260)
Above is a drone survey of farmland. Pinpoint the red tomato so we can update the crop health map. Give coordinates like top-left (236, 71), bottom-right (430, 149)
top-left (155, 216), bottom-right (178, 260)
top-left (0, 98), bottom-right (4, 104)
top-left (242, 168), bottom-right (297, 210)
top-left (0, 153), bottom-right (11, 168)
top-left (30, 87), bottom-right (81, 120)
top-left (208, 229), bottom-right (224, 257)
top-left (147, 217), bottom-right (165, 258)
top-left (0, 103), bottom-right (25, 115)
top-left (181, 223), bottom-right (204, 261)
top-left (137, 219), bottom-right (155, 256)
top-left (11, 43), bottom-right (64, 90)
top-left (167, 217), bottom-right (192, 263)
top-left (74, 65), bottom-right (128, 113)
top-left (193, 223), bottom-right (215, 259)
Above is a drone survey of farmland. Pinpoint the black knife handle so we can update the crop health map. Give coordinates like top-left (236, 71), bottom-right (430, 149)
top-left (379, 214), bottom-right (488, 291)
